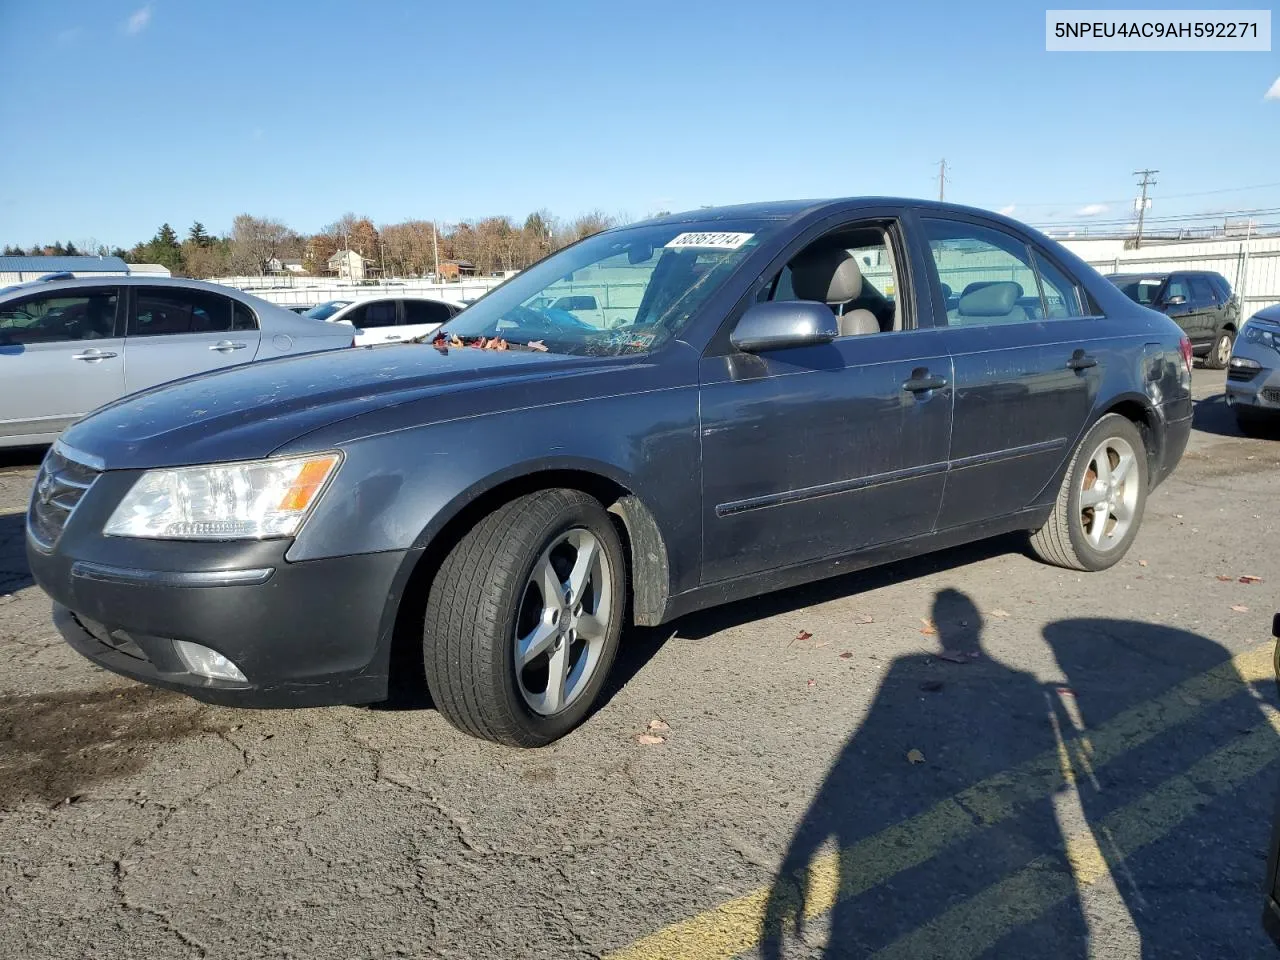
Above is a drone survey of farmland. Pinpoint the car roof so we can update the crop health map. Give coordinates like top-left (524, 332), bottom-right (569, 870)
top-left (0, 274), bottom-right (273, 302)
top-left (636, 197), bottom-right (1038, 227)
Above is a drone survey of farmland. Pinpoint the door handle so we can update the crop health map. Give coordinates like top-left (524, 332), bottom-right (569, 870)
top-left (1067, 350), bottom-right (1098, 371)
top-left (72, 349), bottom-right (117, 361)
top-left (902, 371), bottom-right (948, 393)
top-left (210, 341), bottom-right (248, 353)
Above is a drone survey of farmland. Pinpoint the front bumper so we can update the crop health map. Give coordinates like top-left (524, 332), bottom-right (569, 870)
top-left (27, 489), bottom-right (410, 707)
top-left (1225, 355), bottom-right (1280, 417)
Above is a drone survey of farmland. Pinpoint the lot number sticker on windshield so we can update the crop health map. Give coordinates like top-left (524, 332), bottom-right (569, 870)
top-left (664, 232), bottom-right (754, 250)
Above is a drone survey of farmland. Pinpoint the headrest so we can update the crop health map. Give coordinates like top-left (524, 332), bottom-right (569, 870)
top-left (790, 249), bottom-right (863, 305)
top-left (958, 281), bottom-right (1022, 317)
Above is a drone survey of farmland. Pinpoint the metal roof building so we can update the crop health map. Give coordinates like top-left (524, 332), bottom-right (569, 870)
top-left (0, 255), bottom-right (134, 285)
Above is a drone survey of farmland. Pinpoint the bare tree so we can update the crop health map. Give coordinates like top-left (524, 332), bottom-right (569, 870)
top-left (229, 214), bottom-right (290, 275)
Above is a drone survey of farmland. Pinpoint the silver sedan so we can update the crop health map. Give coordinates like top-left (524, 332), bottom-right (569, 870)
top-left (0, 276), bottom-right (355, 448)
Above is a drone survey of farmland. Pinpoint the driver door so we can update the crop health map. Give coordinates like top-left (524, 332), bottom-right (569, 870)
top-left (698, 217), bottom-right (952, 584)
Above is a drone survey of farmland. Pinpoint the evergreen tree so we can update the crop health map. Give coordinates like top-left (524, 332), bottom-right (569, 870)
top-left (64, 241), bottom-right (79, 256)
top-left (188, 221), bottom-right (211, 247)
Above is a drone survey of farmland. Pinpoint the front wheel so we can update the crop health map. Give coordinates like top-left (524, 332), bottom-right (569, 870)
top-left (423, 489), bottom-right (626, 746)
top-left (1030, 414), bottom-right (1148, 571)
top-left (1203, 330), bottom-right (1234, 370)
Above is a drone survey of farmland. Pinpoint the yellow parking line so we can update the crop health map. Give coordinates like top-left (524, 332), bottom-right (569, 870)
top-left (873, 704), bottom-right (1280, 960)
top-left (605, 646), bottom-right (1272, 960)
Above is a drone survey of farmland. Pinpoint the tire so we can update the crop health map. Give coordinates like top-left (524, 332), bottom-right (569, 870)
top-left (423, 489), bottom-right (626, 746)
top-left (1030, 414), bottom-right (1148, 572)
top-left (1203, 330), bottom-right (1234, 370)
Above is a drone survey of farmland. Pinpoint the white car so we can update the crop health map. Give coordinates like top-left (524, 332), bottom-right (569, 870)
top-left (304, 296), bottom-right (462, 346)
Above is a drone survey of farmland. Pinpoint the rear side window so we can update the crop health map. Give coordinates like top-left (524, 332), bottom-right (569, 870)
top-left (233, 301), bottom-right (258, 330)
top-left (0, 290), bottom-right (118, 344)
top-left (402, 300), bottom-right (453, 325)
top-left (131, 288), bottom-right (232, 336)
top-left (1029, 251), bottom-right (1084, 318)
top-left (921, 219), bottom-right (1041, 325)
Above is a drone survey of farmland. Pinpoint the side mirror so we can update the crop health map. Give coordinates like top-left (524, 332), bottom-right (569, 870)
top-left (730, 300), bottom-right (838, 353)
top-left (1164, 294), bottom-right (1187, 306)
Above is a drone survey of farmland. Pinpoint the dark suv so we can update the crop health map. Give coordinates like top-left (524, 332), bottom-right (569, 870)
top-left (1107, 271), bottom-right (1240, 369)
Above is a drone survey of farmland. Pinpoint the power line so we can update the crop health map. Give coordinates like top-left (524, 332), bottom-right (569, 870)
top-left (1133, 169), bottom-right (1158, 247)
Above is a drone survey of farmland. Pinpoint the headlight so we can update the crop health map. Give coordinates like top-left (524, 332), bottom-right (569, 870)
top-left (104, 453), bottom-right (341, 540)
top-left (1230, 356), bottom-right (1262, 372)
top-left (1244, 321), bottom-right (1280, 350)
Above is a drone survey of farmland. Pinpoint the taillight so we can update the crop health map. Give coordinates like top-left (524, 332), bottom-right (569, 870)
top-left (1179, 336), bottom-right (1193, 374)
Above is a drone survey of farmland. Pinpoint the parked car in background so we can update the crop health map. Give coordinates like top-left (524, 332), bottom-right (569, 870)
top-left (1107, 270), bottom-right (1240, 369)
top-left (305, 296), bottom-right (462, 346)
top-left (1225, 306), bottom-right (1280, 435)
top-left (0, 276), bottom-right (354, 448)
top-left (27, 199), bottom-right (1192, 746)
top-left (286, 304), bottom-right (316, 315)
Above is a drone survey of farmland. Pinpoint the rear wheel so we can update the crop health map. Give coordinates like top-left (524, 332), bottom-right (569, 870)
top-left (1030, 414), bottom-right (1148, 571)
top-left (423, 489), bottom-right (625, 746)
top-left (1203, 330), bottom-right (1234, 370)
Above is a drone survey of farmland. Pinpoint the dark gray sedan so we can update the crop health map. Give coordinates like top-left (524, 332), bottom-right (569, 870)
top-left (26, 199), bottom-right (1193, 745)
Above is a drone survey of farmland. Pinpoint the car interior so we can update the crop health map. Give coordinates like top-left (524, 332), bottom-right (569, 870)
top-left (763, 226), bottom-right (902, 335)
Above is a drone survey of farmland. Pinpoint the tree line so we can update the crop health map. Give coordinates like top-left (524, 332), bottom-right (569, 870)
top-left (3, 209), bottom-right (660, 280)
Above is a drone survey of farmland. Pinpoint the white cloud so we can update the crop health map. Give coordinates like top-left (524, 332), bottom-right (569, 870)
top-left (1266, 76), bottom-right (1280, 100)
top-left (124, 5), bottom-right (152, 35)
top-left (1076, 203), bottom-right (1109, 217)
top-left (998, 204), bottom-right (1016, 216)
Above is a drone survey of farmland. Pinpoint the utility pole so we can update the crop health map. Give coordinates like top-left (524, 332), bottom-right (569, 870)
top-left (432, 221), bottom-right (440, 285)
top-left (937, 158), bottom-right (947, 202)
top-left (1133, 168), bottom-right (1158, 247)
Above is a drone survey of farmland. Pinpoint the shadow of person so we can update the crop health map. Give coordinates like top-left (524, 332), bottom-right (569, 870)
top-left (760, 588), bottom-right (1088, 959)
top-left (1043, 618), bottom-right (1280, 959)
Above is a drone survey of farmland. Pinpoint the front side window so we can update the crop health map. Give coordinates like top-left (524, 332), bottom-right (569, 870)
top-left (351, 301), bottom-right (397, 328)
top-left (131, 288), bottom-right (232, 336)
top-left (759, 222), bottom-right (903, 335)
top-left (922, 219), bottom-right (1075, 325)
top-left (1164, 277), bottom-right (1190, 303)
top-left (0, 290), bottom-right (118, 344)
top-left (438, 220), bottom-right (775, 355)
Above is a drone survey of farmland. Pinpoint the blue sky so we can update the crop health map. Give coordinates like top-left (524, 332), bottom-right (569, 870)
top-left (1, 0), bottom-right (1277, 247)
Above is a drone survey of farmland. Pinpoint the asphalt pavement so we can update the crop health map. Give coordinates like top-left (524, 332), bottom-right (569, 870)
top-left (2, 368), bottom-right (1279, 960)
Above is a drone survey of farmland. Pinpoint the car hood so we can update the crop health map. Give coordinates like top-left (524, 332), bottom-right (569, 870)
top-left (1250, 305), bottom-right (1280, 326)
top-left (60, 344), bottom-right (617, 470)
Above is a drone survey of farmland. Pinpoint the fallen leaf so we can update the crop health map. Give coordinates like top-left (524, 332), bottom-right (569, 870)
top-left (839, 651), bottom-right (853, 659)
top-left (647, 719), bottom-right (670, 733)
top-left (1174, 514), bottom-right (1183, 519)
top-left (906, 748), bottom-right (926, 764)
top-left (990, 608), bottom-right (1010, 618)
top-left (919, 680), bottom-right (944, 693)
top-left (1216, 575), bottom-right (1233, 582)
top-left (1138, 559), bottom-right (1148, 567)
top-left (920, 618), bottom-right (937, 636)
top-left (935, 651), bottom-right (970, 664)
top-left (795, 630), bottom-right (813, 642)
top-left (1240, 575), bottom-right (1263, 585)
top-left (636, 734), bottom-right (666, 746)
top-left (856, 614), bottom-right (874, 624)
top-left (807, 678), bottom-right (816, 688)
top-left (1231, 604), bottom-right (1249, 613)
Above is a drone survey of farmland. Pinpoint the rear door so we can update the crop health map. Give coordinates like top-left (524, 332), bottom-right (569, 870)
top-left (1188, 275), bottom-right (1220, 344)
top-left (915, 214), bottom-right (1105, 530)
top-left (0, 287), bottom-right (124, 442)
top-left (123, 286), bottom-right (262, 392)
top-left (344, 300), bottom-right (400, 345)
top-left (400, 299), bottom-right (454, 340)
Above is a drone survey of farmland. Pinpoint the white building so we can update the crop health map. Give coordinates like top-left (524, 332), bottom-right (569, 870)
top-left (326, 249), bottom-right (376, 281)
top-left (0, 254), bottom-right (141, 286)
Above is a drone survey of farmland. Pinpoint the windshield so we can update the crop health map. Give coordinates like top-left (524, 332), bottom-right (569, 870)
top-left (434, 221), bottom-right (774, 355)
top-left (305, 300), bottom-right (353, 320)
top-left (1111, 277), bottom-right (1164, 306)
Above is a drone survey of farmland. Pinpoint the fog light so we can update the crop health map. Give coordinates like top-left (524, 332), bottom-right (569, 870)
top-left (1230, 356), bottom-right (1262, 371)
top-left (173, 641), bottom-right (247, 682)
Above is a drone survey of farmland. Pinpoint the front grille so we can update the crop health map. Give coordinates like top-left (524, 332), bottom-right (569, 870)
top-left (27, 445), bottom-right (101, 551)
top-left (1263, 388), bottom-right (1280, 406)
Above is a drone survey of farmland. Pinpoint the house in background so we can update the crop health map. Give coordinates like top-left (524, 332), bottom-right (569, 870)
top-left (267, 257), bottom-right (306, 275)
top-left (326, 249), bottom-right (377, 281)
top-left (438, 259), bottom-right (476, 281)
